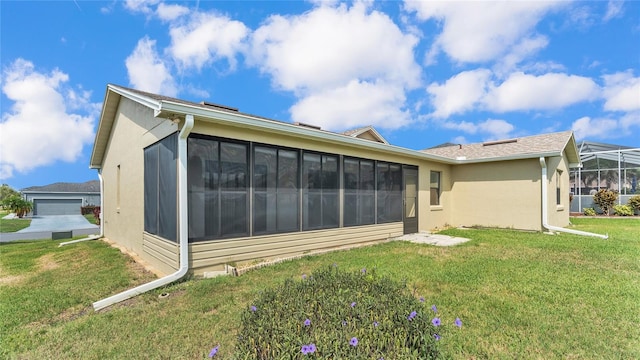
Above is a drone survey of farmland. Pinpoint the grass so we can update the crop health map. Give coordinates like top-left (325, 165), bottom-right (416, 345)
top-left (0, 210), bottom-right (31, 233)
top-left (83, 213), bottom-right (98, 225)
top-left (0, 218), bottom-right (638, 359)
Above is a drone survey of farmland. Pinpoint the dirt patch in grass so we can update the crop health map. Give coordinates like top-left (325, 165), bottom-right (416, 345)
top-left (37, 254), bottom-right (60, 272)
top-left (0, 273), bottom-right (26, 286)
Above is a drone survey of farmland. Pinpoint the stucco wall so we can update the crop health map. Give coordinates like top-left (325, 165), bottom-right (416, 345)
top-left (450, 158), bottom-right (543, 230)
top-left (100, 97), bottom-right (178, 272)
top-left (545, 154), bottom-right (571, 228)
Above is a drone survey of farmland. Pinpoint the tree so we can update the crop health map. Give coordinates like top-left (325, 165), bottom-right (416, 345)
top-left (2, 195), bottom-right (33, 218)
top-left (0, 184), bottom-right (20, 206)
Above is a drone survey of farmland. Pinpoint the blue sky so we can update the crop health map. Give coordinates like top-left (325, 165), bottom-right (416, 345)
top-left (1, 0), bottom-right (638, 190)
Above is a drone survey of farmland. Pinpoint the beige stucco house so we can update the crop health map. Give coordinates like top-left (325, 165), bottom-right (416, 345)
top-left (90, 84), bottom-right (582, 282)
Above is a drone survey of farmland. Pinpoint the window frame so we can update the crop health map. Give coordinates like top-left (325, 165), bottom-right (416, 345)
top-left (430, 170), bottom-right (441, 206)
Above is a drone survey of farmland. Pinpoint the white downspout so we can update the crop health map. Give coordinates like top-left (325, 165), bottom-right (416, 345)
top-left (93, 114), bottom-right (195, 311)
top-left (59, 170), bottom-right (104, 246)
top-left (539, 157), bottom-right (608, 239)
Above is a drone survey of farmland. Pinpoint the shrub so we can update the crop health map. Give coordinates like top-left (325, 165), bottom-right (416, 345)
top-left (593, 189), bottom-right (618, 215)
top-left (613, 204), bottom-right (634, 216)
top-left (232, 265), bottom-right (460, 359)
top-left (628, 195), bottom-right (640, 213)
top-left (583, 208), bottom-right (596, 216)
top-left (81, 205), bottom-right (99, 215)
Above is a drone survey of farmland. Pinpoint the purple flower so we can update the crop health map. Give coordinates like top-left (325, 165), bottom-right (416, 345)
top-left (419, 296), bottom-right (425, 302)
top-left (350, 301), bottom-right (356, 308)
top-left (455, 317), bottom-right (463, 328)
top-left (434, 334), bottom-right (441, 341)
top-left (250, 305), bottom-right (257, 312)
top-left (349, 337), bottom-right (358, 347)
top-left (208, 345), bottom-right (219, 358)
top-left (373, 321), bottom-right (379, 327)
top-left (302, 274), bottom-right (307, 279)
top-left (301, 345), bottom-right (310, 355)
top-left (408, 311), bottom-right (417, 321)
top-left (431, 305), bottom-right (437, 313)
top-left (361, 268), bottom-right (366, 274)
top-left (308, 343), bottom-right (316, 353)
top-left (333, 263), bottom-right (338, 267)
top-left (304, 318), bottom-right (311, 326)
top-left (432, 317), bottom-right (441, 327)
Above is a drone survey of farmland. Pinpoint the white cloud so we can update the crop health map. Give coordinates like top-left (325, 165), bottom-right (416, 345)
top-left (405, 1), bottom-right (562, 64)
top-left (249, 2), bottom-right (420, 131)
top-left (572, 116), bottom-right (619, 140)
top-left (290, 80), bottom-right (410, 131)
top-left (427, 69), bottom-right (492, 118)
top-left (428, 70), bottom-right (601, 116)
top-left (250, 2), bottom-right (420, 93)
top-left (123, 0), bottom-right (160, 15)
top-left (603, 0), bottom-right (624, 21)
top-left (156, 3), bottom-right (189, 21)
top-left (125, 36), bottom-right (177, 96)
top-left (441, 118), bottom-right (514, 140)
top-left (601, 70), bottom-right (640, 112)
top-left (494, 35), bottom-right (549, 76)
top-left (168, 11), bottom-right (249, 71)
top-left (485, 72), bottom-right (599, 112)
top-left (0, 59), bottom-right (96, 179)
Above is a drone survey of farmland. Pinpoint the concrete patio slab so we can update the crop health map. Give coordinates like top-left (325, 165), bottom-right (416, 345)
top-left (394, 232), bottom-right (470, 246)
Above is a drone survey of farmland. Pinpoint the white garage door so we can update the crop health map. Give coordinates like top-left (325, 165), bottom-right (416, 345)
top-left (34, 199), bottom-right (82, 215)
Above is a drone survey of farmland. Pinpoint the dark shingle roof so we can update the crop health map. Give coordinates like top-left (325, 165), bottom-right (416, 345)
top-left (22, 180), bottom-right (100, 193)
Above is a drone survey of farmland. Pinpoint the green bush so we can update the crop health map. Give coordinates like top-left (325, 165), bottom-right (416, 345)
top-left (613, 204), bottom-right (634, 216)
top-left (583, 208), bottom-right (596, 216)
top-left (628, 195), bottom-right (640, 212)
top-left (593, 189), bottom-right (618, 215)
top-left (233, 265), bottom-right (460, 359)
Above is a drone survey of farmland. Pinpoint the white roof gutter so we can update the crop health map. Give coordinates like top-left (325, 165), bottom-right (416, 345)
top-left (93, 114), bottom-right (194, 311)
top-left (539, 157), bottom-right (608, 239)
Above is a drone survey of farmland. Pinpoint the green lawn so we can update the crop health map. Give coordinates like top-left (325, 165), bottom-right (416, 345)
top-left (0, 210), bottom-right (31, 233)
top-left (1, 218), bottom-right (638, 359)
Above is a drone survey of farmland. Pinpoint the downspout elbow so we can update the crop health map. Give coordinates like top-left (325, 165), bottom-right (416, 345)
top-left (539, 157), bottom-right (608, 239)
top-left (93, 114), bottom-right (195, 311)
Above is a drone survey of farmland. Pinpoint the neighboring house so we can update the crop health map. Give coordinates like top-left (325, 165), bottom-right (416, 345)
top-left (90, 84), bottom-right (580, 276)
top-left (22, 181), bottom-right (100, 216)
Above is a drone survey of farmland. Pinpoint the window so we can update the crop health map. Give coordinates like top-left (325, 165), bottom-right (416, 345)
top-left (188, 136), bottom-right (248, 241)
top-left (344, 157), bottom-right (375, 226)
top-left (253, 146), bottom-right (300, 235)
top-left (302, 152), bottom-right (339, 230)
top-left (430, 171), bottom-right (441, 206)
top-left (144, 133), bottom-right (178, 242)
top-left (376, 162), bottom-right (402, 223)
top-left (556, 170), bottom-right (562, 205)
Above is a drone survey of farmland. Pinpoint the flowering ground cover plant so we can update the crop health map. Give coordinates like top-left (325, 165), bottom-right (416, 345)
top-left (231, 265), bottom-right (460, 359)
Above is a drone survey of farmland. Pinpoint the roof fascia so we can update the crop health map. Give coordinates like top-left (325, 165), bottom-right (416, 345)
top-left (108, 84), bottom-right (162, 112)
top-left (90, 86), bottom-right (164, 169)
top-left (157, 100), bottom-right (456, 164)
top-left (363, 127), bottom-right (389, 145)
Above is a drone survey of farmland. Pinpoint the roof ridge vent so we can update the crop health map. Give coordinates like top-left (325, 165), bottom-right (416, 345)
top-left (483, 138), bottom-right (518, 146)
top-left (200, 101), bottom-right (238, 112)
top-left (294, 122), bottom-right (321, 130)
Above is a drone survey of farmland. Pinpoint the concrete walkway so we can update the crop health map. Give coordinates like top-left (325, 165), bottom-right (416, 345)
top-left (394, 231), bottom-right (470, 246)
top-left (17, 215), bottom-right (96, 232)
top-left (0, 215), bottom-right (99, 243)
